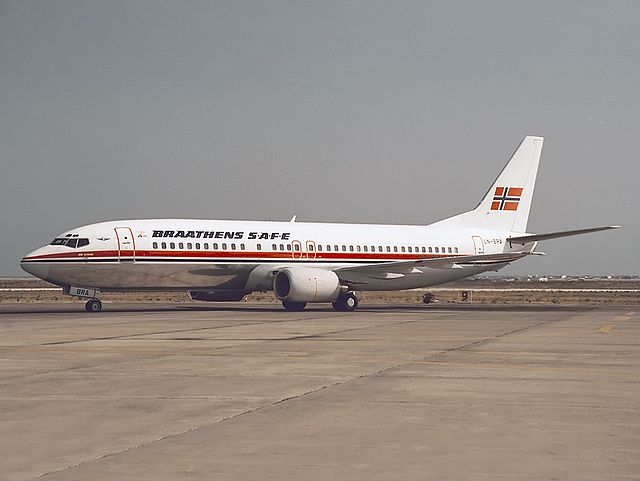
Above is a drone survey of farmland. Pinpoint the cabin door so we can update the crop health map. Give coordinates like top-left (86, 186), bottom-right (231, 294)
top-left (115, 227), bottom-right (136, 262)
top-left (472, 236), bottom-right (484, 255)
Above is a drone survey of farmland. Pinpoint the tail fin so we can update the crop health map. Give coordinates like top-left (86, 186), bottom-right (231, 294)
top-left (435, 136), bottom-right (544, 233)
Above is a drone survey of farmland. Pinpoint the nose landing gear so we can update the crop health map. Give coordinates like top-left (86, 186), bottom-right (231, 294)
top-left (85, 299), bottom-right (103, 312)
top-left (63, 286), bottom-right (103, 312)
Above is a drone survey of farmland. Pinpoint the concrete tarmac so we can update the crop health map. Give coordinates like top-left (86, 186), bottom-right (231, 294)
top-left (0, 303), bottom-right (638, 480)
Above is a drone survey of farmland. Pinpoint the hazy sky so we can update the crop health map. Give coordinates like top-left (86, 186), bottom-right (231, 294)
top-left (1, 1), bottom-right (638, 276)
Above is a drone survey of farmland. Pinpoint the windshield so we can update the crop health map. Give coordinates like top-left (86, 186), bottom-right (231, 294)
top-left (50, 237), bottom-right (90, 248)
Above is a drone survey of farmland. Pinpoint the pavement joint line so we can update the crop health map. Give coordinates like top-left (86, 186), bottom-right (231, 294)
top-left (29, 311), bottom-right (566, 480)
top-left (0, 314), bottom-right (396, 384)
top-left (30, 311), bottom-right (355, 346)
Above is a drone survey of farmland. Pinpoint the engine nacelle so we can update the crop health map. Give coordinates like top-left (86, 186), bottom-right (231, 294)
top-left (273, 268), bottom-right (341, 303)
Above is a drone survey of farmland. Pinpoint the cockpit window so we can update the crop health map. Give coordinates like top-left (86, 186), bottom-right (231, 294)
top-left (50, 237), bottom-right (90, 248)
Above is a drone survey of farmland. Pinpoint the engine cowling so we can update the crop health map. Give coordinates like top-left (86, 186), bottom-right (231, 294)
top-left (273, 268), bottom-right (341, 303)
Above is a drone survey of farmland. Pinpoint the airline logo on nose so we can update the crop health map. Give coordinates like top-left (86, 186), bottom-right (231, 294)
top-left (491, 187), bottom-right (523, 211)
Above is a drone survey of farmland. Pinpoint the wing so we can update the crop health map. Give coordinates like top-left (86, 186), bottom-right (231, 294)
top-left (334, 251), bottom-right (530, 285)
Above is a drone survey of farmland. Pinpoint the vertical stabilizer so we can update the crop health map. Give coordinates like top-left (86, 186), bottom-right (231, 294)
top-left (434, 136), bottom-right (544, 233)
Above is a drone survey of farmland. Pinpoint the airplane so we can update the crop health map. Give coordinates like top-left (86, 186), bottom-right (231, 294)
top-left (20, 136), bottom-right (619, 312)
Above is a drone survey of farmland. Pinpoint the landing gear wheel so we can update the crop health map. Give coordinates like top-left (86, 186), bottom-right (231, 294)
top-left (332, 292), bottom-right (359, 312)
top-left (282, 301), bottom-right (306, 311)
top-left (85, 299), bottom-right (102, 312)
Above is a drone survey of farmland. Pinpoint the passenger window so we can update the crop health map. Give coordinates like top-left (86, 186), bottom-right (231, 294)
top-left (363, 246), bottom-right (368, 252)
top-left (386, 246), bottom-right (391, 252)
top-left (349, 245), bottom-right (354, 252)
top-left (342, 245), bottom-right (347, 252)
top-left (170, 242), bottom-right (175, 249)
top-left (153, 242), bottom-right (158, 249)
top-left (240, 243), bottom-right (245, 250)
top-left (441, 247), bottom-right (445, 253)
top-left (294, 244), bottom-right (300, 251)
top-left (317, 245), bottom-right (322, 252)
top-left (435, 247), bottom-right (439, 253)
top-left (429, 247), bottom-right (433, 253)
top-left (256, 243), bottom-right (261, 250)
top-left (187, 243), bottom-right (192, 250)
top-left (195, 243), bottom-right (200, 249)
top-left (408, 247), bottom-right (412, 253)
top-left (334, 245), bottom-right (339, 251)
top-left (421, 247), bottom-right (426, 253)
top-left (448, 247), bottom-right (452, 253)
top-left (308, 244), bottom-right (314, 251)
top-left (272, 244), bottom-right (277, 250)
top-left (179, 242), bottom-right (184, 249)
top-left (356, 245), bottom-right (361, 252)
top-left (161, 242), bottom-right (167, 249)
top-left (371, 246), bottom-right (376, 252)
top-left (326, 245), bottom-right (331, 251)
top-left (203, 243), bottom-right (208, 249)
top-left (454, 247), bottom-right (459, 253)
top-left (232, 243), bottom-right (237, 250)
top-left (287, 244), bottom-right (292, 251)
top-left (222, 243), bottom-right (227, 250)
top-left (213, 243), bottom-right (218, 250)
top-left (279, 244), bottom-right (284, 251)
top-left (393, 246), bottom-right (398, 252)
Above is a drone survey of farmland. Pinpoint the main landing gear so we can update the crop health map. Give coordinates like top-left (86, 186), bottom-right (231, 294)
top-left (85, 299), bottom-right (103, 312)
top-left (332, 292), bottom-right (358, 312)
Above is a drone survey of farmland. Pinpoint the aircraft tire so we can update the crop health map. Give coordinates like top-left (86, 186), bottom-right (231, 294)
top-left (333, 292), bottom-right (358, 312)
top-left (85, 299), bottom-right (102, 312)
top-left (282, 301), bottom-right (306, 311)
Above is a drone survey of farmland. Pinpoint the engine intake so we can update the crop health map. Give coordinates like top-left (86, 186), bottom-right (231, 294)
top-left (274, 268), bottom-right (341, 303)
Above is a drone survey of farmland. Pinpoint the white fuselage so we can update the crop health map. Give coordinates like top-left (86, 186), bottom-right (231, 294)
top-left (20, 218), bottom-right (516, 293)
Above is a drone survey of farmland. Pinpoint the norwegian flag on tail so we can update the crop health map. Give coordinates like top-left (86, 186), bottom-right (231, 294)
top-left (491, 187), bottom-right (523, 211)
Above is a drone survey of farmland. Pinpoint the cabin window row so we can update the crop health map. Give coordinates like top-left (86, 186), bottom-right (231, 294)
top-left (151, 242), bottom-right (459, 254)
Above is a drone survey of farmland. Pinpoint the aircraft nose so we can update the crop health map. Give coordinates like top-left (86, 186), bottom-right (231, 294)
top-left (20, 249), bottom-right (50, 280)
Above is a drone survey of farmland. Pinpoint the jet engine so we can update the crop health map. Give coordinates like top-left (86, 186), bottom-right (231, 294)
top-left (273, 268), bottom-right (341, 303)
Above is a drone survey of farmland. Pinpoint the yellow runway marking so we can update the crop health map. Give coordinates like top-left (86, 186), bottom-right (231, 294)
top-left (596, 324), bottom-right (615, 334)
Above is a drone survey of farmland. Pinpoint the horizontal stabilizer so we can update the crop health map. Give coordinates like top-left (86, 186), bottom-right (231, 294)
top-left (508, 226), bottom-right (620, 245)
